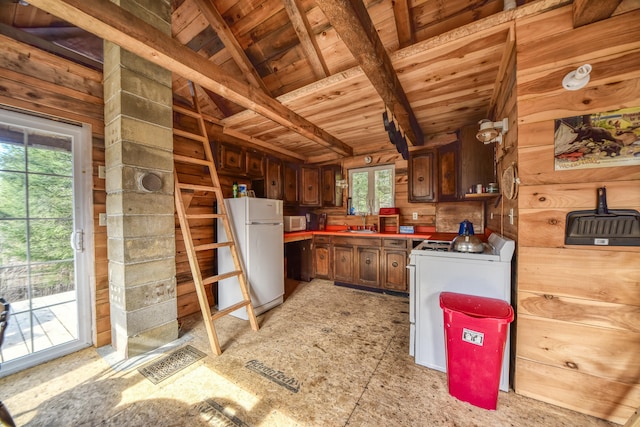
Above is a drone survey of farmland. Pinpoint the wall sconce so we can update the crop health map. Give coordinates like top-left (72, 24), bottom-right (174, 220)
top-left (562, 64), bottom-right (592, 91)
top-left (476, 118), bottom-right (509, 144)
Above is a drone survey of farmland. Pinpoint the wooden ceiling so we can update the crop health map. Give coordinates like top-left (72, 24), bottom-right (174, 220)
top-left (0, 0), bottom-right (631, 163)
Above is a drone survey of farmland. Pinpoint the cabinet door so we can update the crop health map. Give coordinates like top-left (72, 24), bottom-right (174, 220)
top-left (409, 149), bottom-right (436, 202)
top-left (283, 163), bottom-right (299, 205)
top-left (357, 247), bottom-right (380, 287)
top-left (246, 150), bottom-right (264, 176)
top-left (382, 249), bottom-right (407, 292)
top-left (438, 141), bottom-right (459, 201)
top-left (219, 143), bottom-right (245, 173)
top-left (265, 156), bottom-right (283, 200)
top-left (322, 164), bottom-right (342, 207)
top-left (459, 124), bottom-right (496, 195)
top-left (333, 245), bottom-right (354, 283)
top-left (300, 166), bottom-right (321, 206)
top-left (313, 244), bottom-right (331, 279)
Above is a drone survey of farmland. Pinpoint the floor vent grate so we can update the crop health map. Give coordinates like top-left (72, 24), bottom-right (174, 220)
top-left (138, 345), bottom-right (206, 384)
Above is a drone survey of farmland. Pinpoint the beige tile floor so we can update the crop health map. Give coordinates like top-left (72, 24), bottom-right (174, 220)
top-left (0, 280), bottom-right (620, 426)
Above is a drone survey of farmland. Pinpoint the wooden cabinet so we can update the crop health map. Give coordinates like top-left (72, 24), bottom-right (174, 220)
top-left (381, 239), bottom-right (409, 292)
top-left (333, 245), bottom-right (354, 283)
top-left (437, 140), bottom-right (460, 201)
top-left (357, 247), bottom-right (380, 287)
top-left (322, 164), bottom-right (342, 207)
top-left (312, 236), bottom-right (331, 279)
top-left (219, 143), bottom-right (245, 174)
top-left (245, 150), bottom-right (264, 176)
top-left (265, 156), bottom-right (283, 200)
top-left (311, 235), bottom-right (409, 293)
top-left (300, 166), bottom-right (321, 206)
top-left (283, 163), bottom-right (299, 205)
top-left (409, 148), bottom-right (436, 202)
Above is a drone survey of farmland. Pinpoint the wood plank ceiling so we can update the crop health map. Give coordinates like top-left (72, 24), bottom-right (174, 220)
top-left (0, 0), bottom-right (631, 163)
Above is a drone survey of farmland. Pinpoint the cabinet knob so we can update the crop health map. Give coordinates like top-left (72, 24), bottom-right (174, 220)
top-left (341, 256), bottom-right (346, 262)
top-left (320, 254), bottom-right (325, 260)
top-left (308, 185), bottom-right (312, 190)
top-left (392, 261), bottom-right (398, 268)
top-left (365, 258), bottom-right (371, 265)
top-left (418, 176), bottom-right (424, 182)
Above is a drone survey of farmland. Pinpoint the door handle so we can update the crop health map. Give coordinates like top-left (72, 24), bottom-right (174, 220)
top-left (70, 229), bottom-right (84, 252)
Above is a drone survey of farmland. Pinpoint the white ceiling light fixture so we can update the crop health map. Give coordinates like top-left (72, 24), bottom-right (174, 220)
top-left (562, 64), bottom-right (592, 91)
top-left (476, 118), bottom-right (509, 144)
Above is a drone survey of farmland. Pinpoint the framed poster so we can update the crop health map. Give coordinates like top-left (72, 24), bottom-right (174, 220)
top-left (554, 106), bottom-right (640, 170)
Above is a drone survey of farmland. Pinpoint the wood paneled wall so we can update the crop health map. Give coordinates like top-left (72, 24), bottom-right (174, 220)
top-left (0, 34), bottom-right (110, 347)
top-left (513, 7), bottom-right (640, 424)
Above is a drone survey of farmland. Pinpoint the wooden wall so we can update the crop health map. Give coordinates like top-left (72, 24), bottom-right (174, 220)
top-left (0, 34), bottom-right (110, 347)
top-left (513, 7), bottom-right (640, 424)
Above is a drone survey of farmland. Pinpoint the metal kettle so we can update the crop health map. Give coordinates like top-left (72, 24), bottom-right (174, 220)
top-left (451, 220), bottom-right (485, 253)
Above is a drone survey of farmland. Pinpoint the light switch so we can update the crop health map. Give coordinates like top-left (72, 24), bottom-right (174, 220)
top-left (99, 213), bottom-right (107, 226)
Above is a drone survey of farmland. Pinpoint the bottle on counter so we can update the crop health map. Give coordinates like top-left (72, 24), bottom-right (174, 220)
top-left (232, 181), bottom-right (238, 198)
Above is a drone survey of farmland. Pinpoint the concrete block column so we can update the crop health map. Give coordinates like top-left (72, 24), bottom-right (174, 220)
top-left (104, 0), bottom-right (177, 359)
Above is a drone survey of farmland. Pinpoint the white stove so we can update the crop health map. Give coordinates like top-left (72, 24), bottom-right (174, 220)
top-left (407, 232), bottom-right (515, 391)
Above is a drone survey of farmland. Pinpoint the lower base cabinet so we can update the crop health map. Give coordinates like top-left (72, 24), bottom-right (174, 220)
top-left (311, 234), bottom-right (409, 293)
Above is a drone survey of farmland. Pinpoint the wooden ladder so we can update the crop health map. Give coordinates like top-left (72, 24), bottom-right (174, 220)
top-left (173, 87), bottom-right (259, 355)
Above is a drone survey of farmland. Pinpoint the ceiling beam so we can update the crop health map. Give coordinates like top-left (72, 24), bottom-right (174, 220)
top-left (27, 0), bottom-right (353, 157)
top-left (392, 0), bottom-right (414, 49)
top-left (572, 0), bottom-right (622, 27)
top-left (315, 0), bottom-right (423, 146)
top-left (282, 0), bottom-right (329, 80)
top-left (191, 0), bottom-right (271, 95)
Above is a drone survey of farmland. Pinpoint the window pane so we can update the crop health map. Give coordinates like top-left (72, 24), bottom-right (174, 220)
top-left (27, 132), bottom-right (72, 176)
top-left (374, 169), bottom-right (393, 209)
top-left (0, 219), bottom-right (27, 263)
top-left (0, 126), bottom-right (26, 171)
top-left (29, 219), bottom-right (73, 262)
top-left (0, 171), bottom-right (26, 218)
top-left (29, 174), bottom-right (73, 219)
top-left (351, 171), bottom-right (369, 214)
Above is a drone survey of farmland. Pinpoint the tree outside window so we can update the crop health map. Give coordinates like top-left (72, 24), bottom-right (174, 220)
top-left (348, 165), bottom-right (394, 214)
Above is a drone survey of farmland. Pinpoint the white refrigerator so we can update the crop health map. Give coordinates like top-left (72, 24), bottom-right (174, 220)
top-left (217, 197), bottom-right (285, 320)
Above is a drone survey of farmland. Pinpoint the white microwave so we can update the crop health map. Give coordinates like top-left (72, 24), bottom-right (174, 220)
top-left (284, 216), bottom-right (306, 232)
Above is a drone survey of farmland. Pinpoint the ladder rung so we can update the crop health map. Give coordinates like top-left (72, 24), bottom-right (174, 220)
top-left (173, 104), bottom-right (200, 118)
top-left (212, 300), bottom-right (251, 321)
top-left (186, 213), bottom-right (225, 220)
top-left (173, 128), bottom-right (208, 142)
top-left (203, 270), bottom-right (242, 285)
top-left (178, 183), bottom-right (218, 192)
top-left (195, 241), bottom-right (234, 251)
top-left (174, 154), bottom-right (211, 166)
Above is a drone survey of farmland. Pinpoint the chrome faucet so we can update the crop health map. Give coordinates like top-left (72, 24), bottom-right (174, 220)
top-left (361, 212), bottom-right (366, 229)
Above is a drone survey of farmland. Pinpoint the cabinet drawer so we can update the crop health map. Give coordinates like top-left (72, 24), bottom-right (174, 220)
top-left (383, 238), bottom-right (408, 249)
top-left (349, 237), bottom-right (381, 247)
top-left (313, 235), bottom-right (332, 244)
top-left (332, 236), bottom-right (353, 246)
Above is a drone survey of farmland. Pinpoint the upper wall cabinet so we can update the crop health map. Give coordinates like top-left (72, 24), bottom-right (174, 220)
top-left (265, 156), bottom-right (283, 200)
top-left (409, 148), bottom-right (436, 202)
top-left (219, 143), bottom-right (245, 174)
top-left (300, 166), bottom-right (321, 207)
top-left (437, 140), bottom-right (460, 202)
top-left (283, 162), bottom-right (299, 205)
top-left (246, 150), bottom-right (264, 176)
top-left (322, 164), bottom-right (343, 207)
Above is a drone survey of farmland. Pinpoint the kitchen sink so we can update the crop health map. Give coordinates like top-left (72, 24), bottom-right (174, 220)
top-left (342, 229), bottom-right (376, 233)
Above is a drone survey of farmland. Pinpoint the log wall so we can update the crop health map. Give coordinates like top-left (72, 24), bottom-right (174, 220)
top-left (513, 6), bottom-right (640, 424)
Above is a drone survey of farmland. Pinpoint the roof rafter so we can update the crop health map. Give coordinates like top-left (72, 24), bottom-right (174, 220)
top-left (26, 0), bottom-right (353, 157)
top-left (191, 0), bottom-right (272, 95)
top-left (572, 0), bottom-right (622, 27)
top-left (315, 0), bottom-right (423, 146)
top-left (282, 0), bottom-right (329, 80)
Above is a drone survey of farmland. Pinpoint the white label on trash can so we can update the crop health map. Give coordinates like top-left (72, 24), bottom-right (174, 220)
top-left (462, 328), bottom-right (484, 346)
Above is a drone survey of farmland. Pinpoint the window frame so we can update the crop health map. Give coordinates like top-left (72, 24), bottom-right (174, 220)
top-left (348, 164), bottom-right (395, 215)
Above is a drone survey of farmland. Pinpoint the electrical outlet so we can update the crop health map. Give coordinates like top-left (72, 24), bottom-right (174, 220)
top-left (99, 213), bottom-right (107, 226)
top-left (98, 165), bottom-right (106, 179)
top-left (412, 212), bottom-right (418, 220)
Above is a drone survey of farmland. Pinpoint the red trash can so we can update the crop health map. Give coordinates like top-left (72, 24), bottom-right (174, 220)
top-left (439, 291), bottom-right (514, 410)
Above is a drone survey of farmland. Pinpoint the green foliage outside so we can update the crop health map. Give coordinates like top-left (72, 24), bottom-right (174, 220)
top-left (0, 131), bottom-right (75, 301)
top-left (350, 166), bottom-right (394, 214)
